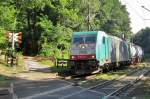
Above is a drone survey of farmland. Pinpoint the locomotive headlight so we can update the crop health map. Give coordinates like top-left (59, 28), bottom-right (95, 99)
top-left (71, 55), bottom-right (75, 59)
top-left (82, 46), bottom-right (85, 49)
top-left (92, 55), bottom-right (95, 58)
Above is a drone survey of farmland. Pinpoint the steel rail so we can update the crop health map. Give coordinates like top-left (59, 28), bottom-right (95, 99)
top-left (60, 67), bottom-right (143, 99)
top-left (102, 69), bottom-right (150, 99)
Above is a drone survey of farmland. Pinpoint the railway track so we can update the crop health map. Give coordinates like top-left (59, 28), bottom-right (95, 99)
top-left (102, 68), bottom-right (150, 99)
top-left (60, 67), bottom-right (149, 99)
top-left (62, 66), bottom-right (142, 87)
top-left (12, 64), bottom-right (148, 99)
top-left (116, 69), bottom-right (150, 98)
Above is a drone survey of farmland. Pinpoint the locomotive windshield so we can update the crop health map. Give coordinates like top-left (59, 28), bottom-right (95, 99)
top-left (73, 36), bottom-right (96, 44)
top-left (73, 37), bottom-right (84, 44)
top-left (85, 36), bottom-right (96, 43)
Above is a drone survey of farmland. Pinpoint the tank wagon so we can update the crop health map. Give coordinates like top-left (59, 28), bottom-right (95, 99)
top-left (69, 31), bottom-right (143, 75)
top-left (134, 45), bottom-right (144, 63)
top-left (129, 43), bottom-right (137, 64)
top-left (129, 44), bottom-right (144, 64)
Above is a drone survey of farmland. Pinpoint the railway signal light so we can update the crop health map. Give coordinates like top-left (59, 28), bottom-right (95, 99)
top-left (14, 32), bottom-right (22, 44)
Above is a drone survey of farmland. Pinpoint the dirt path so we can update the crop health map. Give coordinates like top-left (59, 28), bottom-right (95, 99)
top-left (14, 56), bottom-right (58, 82)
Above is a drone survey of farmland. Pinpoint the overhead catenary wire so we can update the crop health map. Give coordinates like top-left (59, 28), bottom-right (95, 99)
top-left (123, 0), bottom-right (145, 20)
top-left (141, 6), bottom-right (150, 13)
top-left (141, 2), bottom-right (150, 24)
top-left (136, 0), bottom-right (150, 29)
top-left (137, 0), bottom-right (147, 27)
top-left (120, 0), bottom-right (150, 33)
top-left (138, 0), bottom-right (150, 20)
top-left (123, 0), bottom-right (147, 32)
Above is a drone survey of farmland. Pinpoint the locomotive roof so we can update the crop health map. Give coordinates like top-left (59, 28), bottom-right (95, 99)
top-left (73, 31), bottom-right (98, 35)
top-left (73, 31), bottom-right (108, 35)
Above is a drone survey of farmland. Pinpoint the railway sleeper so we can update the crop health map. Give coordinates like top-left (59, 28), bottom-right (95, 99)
top-left (104, 69), bottom-right (150, 98)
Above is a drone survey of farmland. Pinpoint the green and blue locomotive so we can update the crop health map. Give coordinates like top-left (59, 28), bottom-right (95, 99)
top-left (69, 31), bottom-right (142, 75)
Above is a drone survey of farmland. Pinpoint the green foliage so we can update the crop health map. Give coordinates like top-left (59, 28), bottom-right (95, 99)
top-left (133, 27), bottom-right (150, 53)
top-left (99, 0), bottom-right (131, 38)
top-left (0, 2), bottom-right (17, 49)
top-left (38, 15), bottom-right (72, 57)
top-left (0, 0), bottom-right (132, 56)
top-left (0, 28), bottom-right (7, 48)
top-left (0, 5), bottom-right (17, 30)
top-left (38, 60), bottom-right (54, 66)
top-left (0, 75), bottom-right (10, 87)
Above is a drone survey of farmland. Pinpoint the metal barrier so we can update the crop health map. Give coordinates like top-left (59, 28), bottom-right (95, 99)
top-left (56, 59), bottom-right (68, 67)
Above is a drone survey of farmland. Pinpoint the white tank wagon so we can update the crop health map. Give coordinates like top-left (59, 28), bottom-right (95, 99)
top-left (135, 45), bottom-right (144, 62)
top-left (129, 44), bottom-right (137, 64)
top-left (129, 44), bottom-right (144, 64)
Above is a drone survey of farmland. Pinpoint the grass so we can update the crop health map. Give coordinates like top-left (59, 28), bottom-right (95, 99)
top-left (137, 62), bottom-right (147, 68)
top-left (0, 64), bottom-right (13, 87)
top-left (143, 80), bottom-right (150, 95)
top-left (80, 71), bottom-right (126, 88)
top-left (0, 55), bottom-right (26, 87)
top-left (18, 55), bottom-right (25, 67)
top-left (96, 71), bottom-right (125, 80)
top-left (0, 61), bottom-right (25, 77)
top-left (38, 60), bottom-right (70, 72)
top-left (38, 59), bottom-right (70, 73)
top-left (0, 75), bottom-right (10, 87)
top-left (38, 60), bottom-right (54, 66)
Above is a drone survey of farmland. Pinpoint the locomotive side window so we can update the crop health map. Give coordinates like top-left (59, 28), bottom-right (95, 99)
top-left (103, 37), bottom-right (105, 44)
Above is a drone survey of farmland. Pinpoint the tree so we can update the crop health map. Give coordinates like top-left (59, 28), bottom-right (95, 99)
top-left (0, 0), bottom-right (132, 56)
top-left (0, 1), bottom-right (17, 49)
top-left (133, 27), bottom-right (150, 53)
top-left (98, 0), bottom-right (131, 38)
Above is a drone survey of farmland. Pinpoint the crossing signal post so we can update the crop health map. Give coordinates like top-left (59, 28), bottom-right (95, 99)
top-left (6, 32), bottom-right (15, 49)
top-left (14, 32), bottom-right (22, 44)
top-left (6, 32), bottom-right (23, 49)
top-left (5, 31), bottom-right (22, 66)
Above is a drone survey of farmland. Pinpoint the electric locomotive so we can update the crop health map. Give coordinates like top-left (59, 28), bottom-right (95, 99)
top-left (69, 31), bottom-right (99, 75)
top-left (69, 31), bottom-right (142, 75)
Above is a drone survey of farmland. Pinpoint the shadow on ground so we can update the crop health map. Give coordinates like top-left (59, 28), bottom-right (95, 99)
top-left (0, 58), bottom-right (150, 99)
